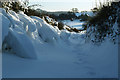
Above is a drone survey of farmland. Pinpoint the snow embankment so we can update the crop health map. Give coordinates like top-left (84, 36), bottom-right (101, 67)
top-left (31, 16), bottom-right (60, 44)
top-left (0, 8), bottom-right (37, 59)
top-left (0, 8), bottom-right (59, 59)
top-left (1, 8), bottom-right (86, 59)
top-left (1, 8), bottom-right (118, 78)
top-left (0, 12), bottom-right (10, 49)
top-left (1, 8), bottom-right (83, 59)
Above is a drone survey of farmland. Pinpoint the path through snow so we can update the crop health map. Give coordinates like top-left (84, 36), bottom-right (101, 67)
top-left (1, 8), bottom-right (118, 78)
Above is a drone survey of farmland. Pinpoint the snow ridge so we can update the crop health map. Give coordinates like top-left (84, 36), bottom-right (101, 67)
top-left (1, 8), bottom-right (118, 78)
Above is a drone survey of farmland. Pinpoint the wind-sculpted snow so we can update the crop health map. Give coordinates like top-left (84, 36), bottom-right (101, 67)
top-left (0, 12), bottom-right (10, 49)
top-left (1, 8), bottom-right (80, 59)
top-left (1, 8), bottom-right (118, 78)
top-left (5, 27), bottom-right (37, 59)
top-left (18, 11), bottom-right (36, 32)
top-left (31, 16), bottom-right (61, 44)
top-left (1, 8), bottom-right (38, 59)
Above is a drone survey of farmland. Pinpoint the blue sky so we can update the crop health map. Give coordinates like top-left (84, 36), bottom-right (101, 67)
top-left (29, 0), bottom-right (104, 12)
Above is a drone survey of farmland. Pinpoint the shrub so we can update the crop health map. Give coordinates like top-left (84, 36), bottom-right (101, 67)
top-left (58, 22), bottom-right (64, 30)
top-left (0, 1), bottom-right (28, 13)
top-left (71, 28), bottom-right (79, 33)
top-left (85, 1), bottom-right (120, 44)
top-left (78, 14), bottom-right (90, 21)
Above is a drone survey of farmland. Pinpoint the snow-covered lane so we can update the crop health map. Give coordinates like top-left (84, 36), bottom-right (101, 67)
top-left (2, 45), bottom-right (91, 78)
top-left (1, 8), bottom-right (118, 78)
top-left (3, 39), bottom-right (118, 78)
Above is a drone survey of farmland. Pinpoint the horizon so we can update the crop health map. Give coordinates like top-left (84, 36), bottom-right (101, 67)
top-left (29, 0), bottom-right (119, 12)
top-left (29, 0), bottom-right (101, 12)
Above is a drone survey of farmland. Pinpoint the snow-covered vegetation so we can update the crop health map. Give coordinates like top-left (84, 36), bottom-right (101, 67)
top-left (75, 11), bottom-right (94, 17)
top-left (85, 1), bottom-right (120, 44)
top-left (0, 0), bottom-right (119, 78)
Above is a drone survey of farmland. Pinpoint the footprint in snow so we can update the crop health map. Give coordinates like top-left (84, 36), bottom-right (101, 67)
top-left (73, 58), bottom-right (87, 64)
top-left (84, 66), bottom-right (96, 76)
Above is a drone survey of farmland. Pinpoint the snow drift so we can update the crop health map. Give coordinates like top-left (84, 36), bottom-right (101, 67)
top-left (1, 8), bottom-right (86, 59)
top-left (0, 7), bottom-right (118, 78)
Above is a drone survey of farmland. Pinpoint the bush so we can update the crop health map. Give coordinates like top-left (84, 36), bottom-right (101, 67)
top-left (85, 1), bottom-right (120, 44)
top-left (78, 14), bottom-right (90, 21)
top-left (0, 1), bottom-right (28, 13)
top-left (58, 22), bottom-right (64, 30)
top-left (71, 28), bottom-right (79, 33)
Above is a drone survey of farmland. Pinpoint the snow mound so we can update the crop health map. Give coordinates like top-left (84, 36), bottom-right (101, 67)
top-left (31, 16), bottom-right (60, 44)
top-left (0, 9), bottom-right (10, 49)
top-left (5, 27), bottom-right (37, 59)
top-left (0, 8), bottom-right (38, 59)
top-left (18, 11), bottom-right (36, 32)
top-left (1, 8), bottom-right (63, 59)
top-left (1, 7), bottom-right (118, 78)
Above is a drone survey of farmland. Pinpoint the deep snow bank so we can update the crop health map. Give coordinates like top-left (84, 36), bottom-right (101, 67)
top-left (0, 9), bottom-right (10, 49)
top-left (1, 8), bottom-right (118, 78)
top-left (2, 8), bottom-right (59, 58)
top-left (1, 8), bottom-right (85, 59)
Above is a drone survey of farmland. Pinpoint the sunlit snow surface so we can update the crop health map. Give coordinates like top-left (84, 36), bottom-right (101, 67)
top-left (1, 8), bottom-right (118, 78)
top-left (62, 20), bottom-right (85, 30)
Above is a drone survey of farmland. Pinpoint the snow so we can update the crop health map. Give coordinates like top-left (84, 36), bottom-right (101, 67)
top-left (0, 13), bottom-right (2, 49)
top-left (2, 40), bottom-right (118, 78)
top-left (45, 16), bottom-right (53, 23)
top-left (1, 8), bottom-right (118, 78)
top-left (0, 52), bottom-right (1, 80)
top-left (62, 20), bottom-right (85, 30)
top-left (68, 32), bottom-right (85, 45)
top-left (79, 40), bottom-right (118, 77)
top-left (5, 27), bottom-right (37, 59)
top-left (75, 11), bottom-right (94, 17)
top-left (0, 9), bottom-right (10, 49)
top-left (31, 16), bottom-right (60, 44)
top-left (18, 11), bottom-right (36, 32)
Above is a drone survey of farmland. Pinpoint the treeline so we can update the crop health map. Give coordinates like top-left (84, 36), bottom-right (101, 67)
top-left (49, 12), bottom-right (90, 21)
top-left (49, 12), bottom-right (77, 21)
